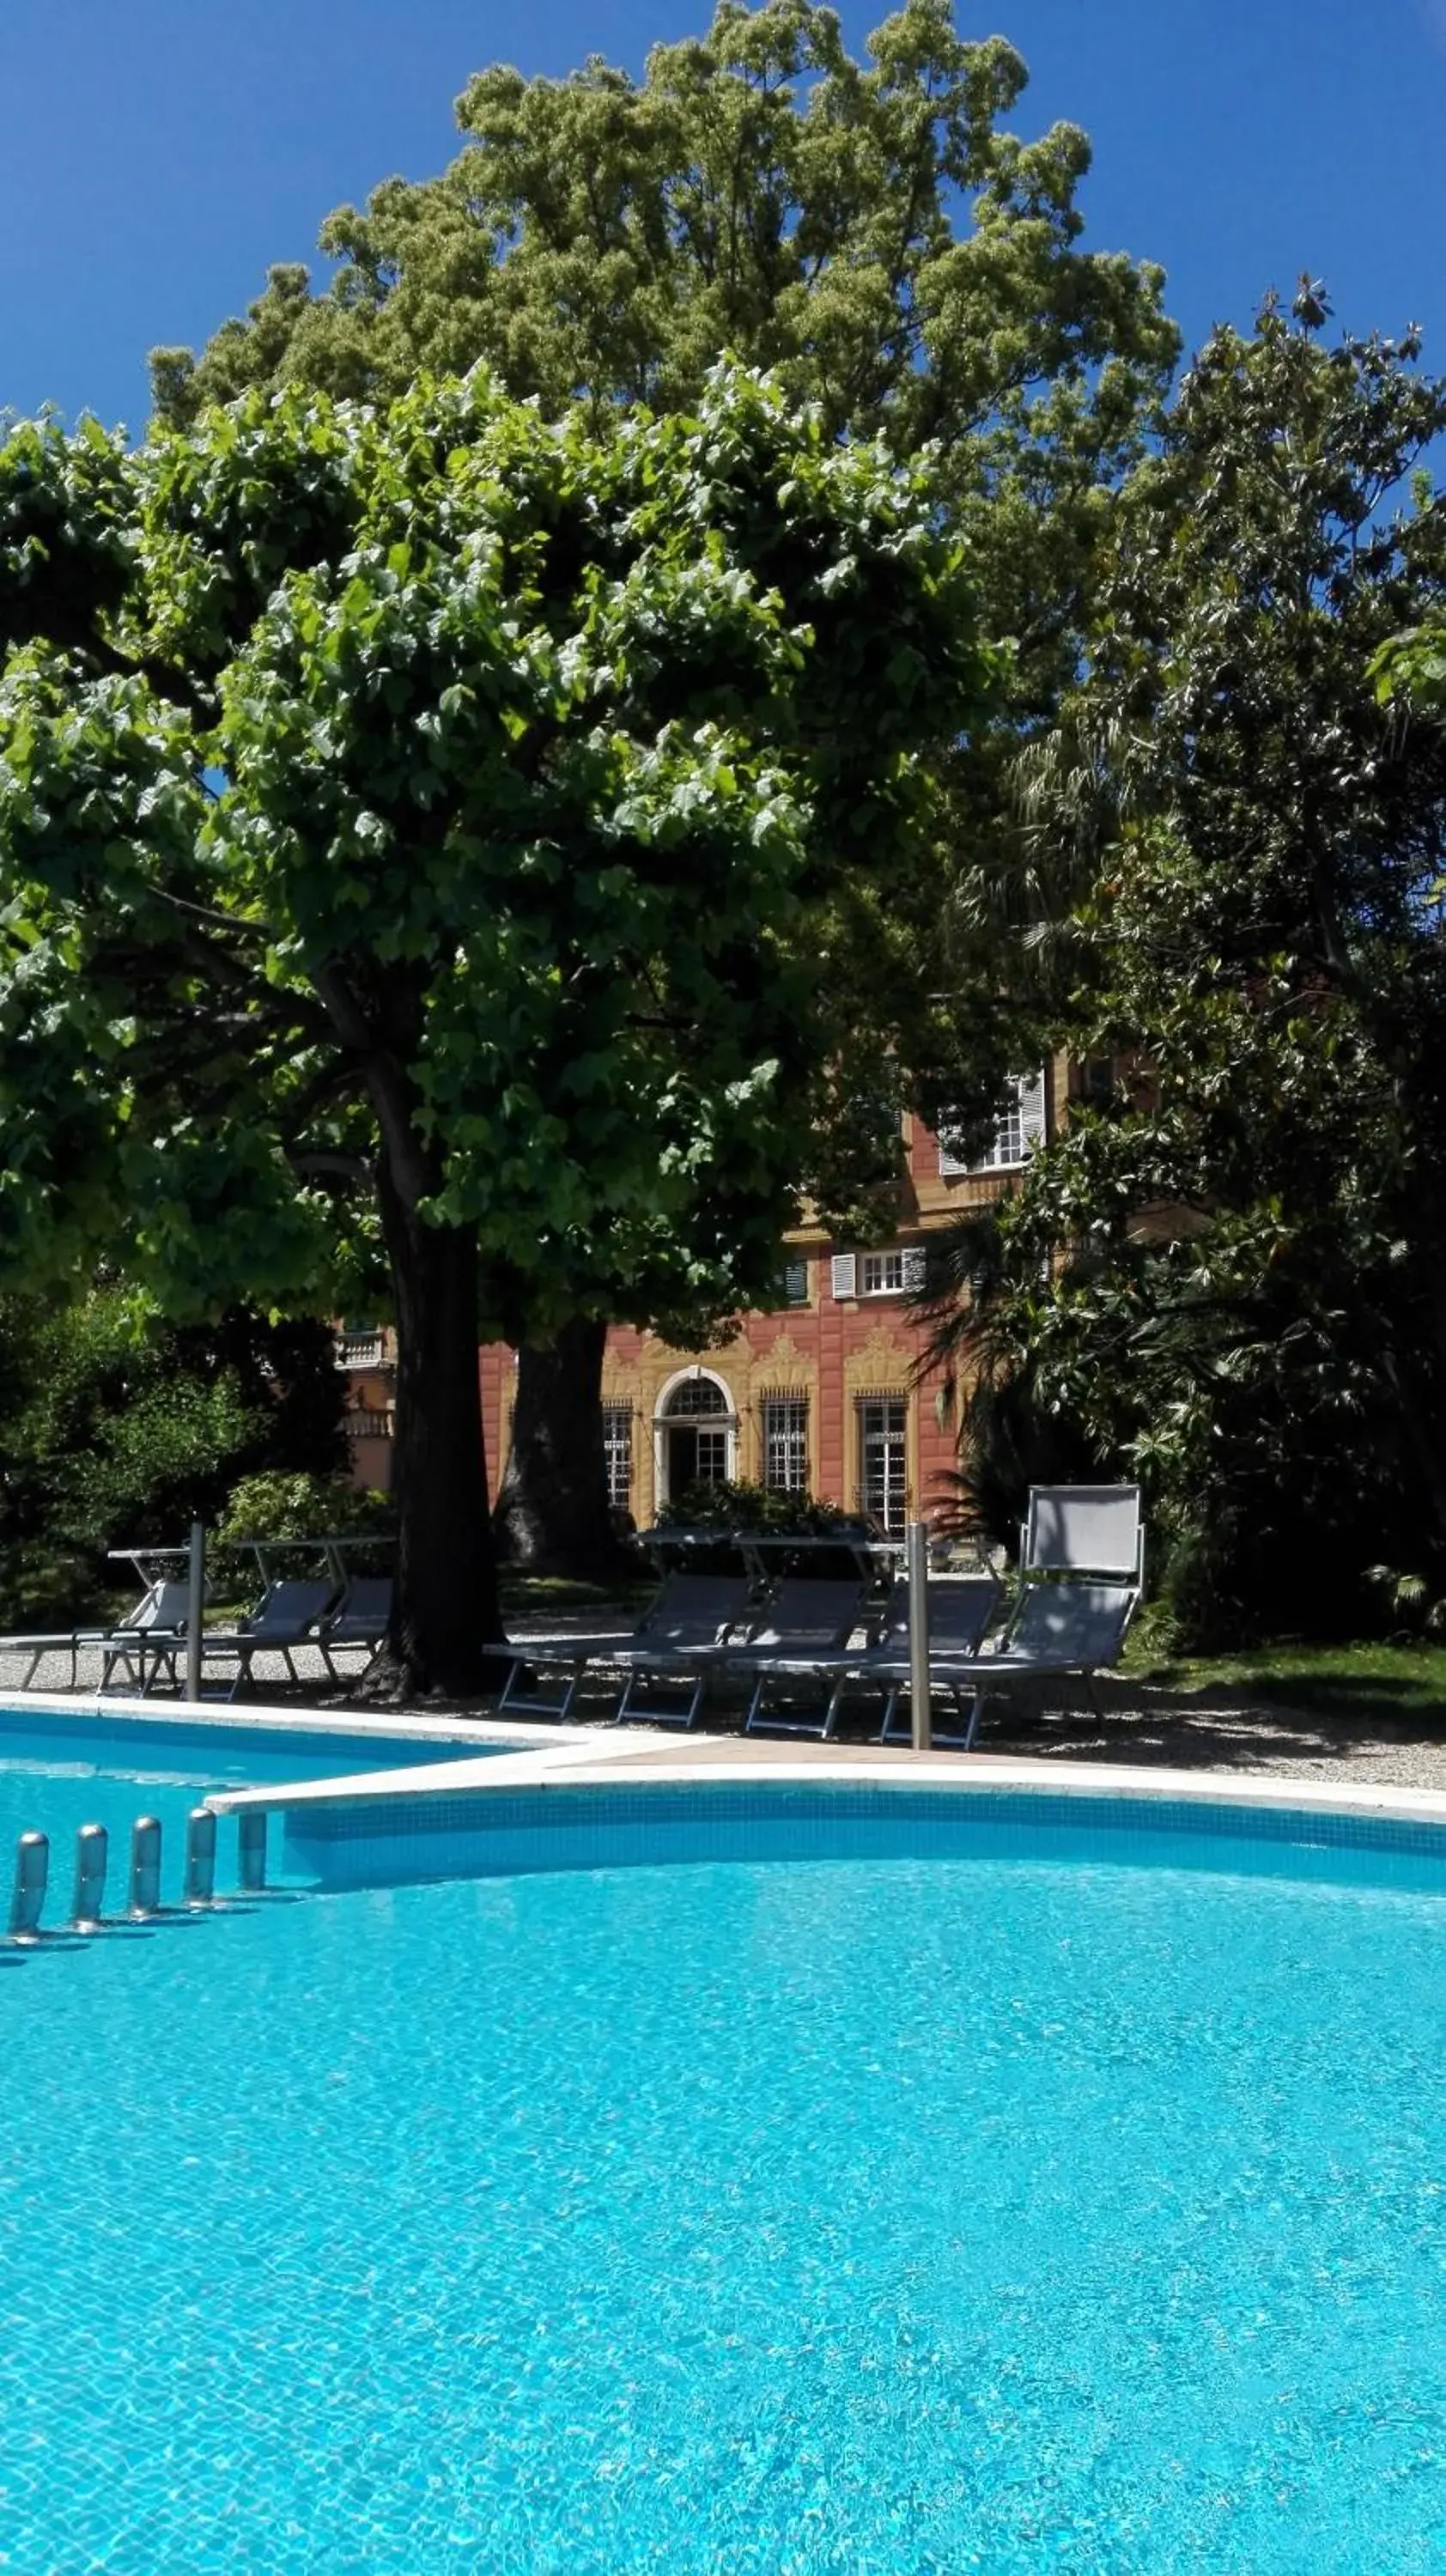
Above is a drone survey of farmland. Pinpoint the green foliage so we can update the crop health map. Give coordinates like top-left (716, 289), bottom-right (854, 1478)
top-left (924, 292), bottom-right (1446, 1646)
top-left (0, 1291), bottom-right (346, 1627)
top-left (0, 364), bottom-right (991, 1327)
top-left (149, 0), bottom-right (1179, 1218)
top-left (215, 1469), bottom-right (394, 1544)
top-left (656, 1475), bottom-right (855, 1534)
top-left (1371, 623), bottom-right (1446, 712)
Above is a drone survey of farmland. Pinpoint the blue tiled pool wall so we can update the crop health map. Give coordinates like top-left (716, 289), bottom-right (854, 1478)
top-left (283, 1783), bottom-right (1446, 1898)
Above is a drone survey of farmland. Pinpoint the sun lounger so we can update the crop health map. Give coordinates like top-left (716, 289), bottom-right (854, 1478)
top-left (497, 1572), bottom-right (755, 1722)
top-left (617, 1576), bottom-right (868, 1731)
top-left (99, 1578), bottom-right (197, 1695)
top-left (877, 1485), bottom-right (1144, 1747)
top-left (197, 1577), bottom-right (341, 1698)
top-left (0, 1625), bottom-right (110, 1691)
top-left (744, 1573), bottom-right (1003, 1740)
top-left (317, 1577), bottom-right (393, 1680)
top-left (902, 1578), bottom-right (1141, 1747)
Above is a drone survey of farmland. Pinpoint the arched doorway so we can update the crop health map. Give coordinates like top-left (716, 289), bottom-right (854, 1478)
top-left (655, 1370), bottom-right (736, 1509)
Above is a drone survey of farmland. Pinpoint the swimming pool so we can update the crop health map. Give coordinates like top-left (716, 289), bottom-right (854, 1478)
top-left (3, 1785), bottom-right (1445, 2570)
top-left (0, 1704), bottom-right (528, 1914)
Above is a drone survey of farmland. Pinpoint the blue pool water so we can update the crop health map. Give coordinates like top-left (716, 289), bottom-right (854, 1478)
top-left (0, 1708), bottom-right (517, 1913)
top-left (3, 1801), bottom-right (1445, 2570)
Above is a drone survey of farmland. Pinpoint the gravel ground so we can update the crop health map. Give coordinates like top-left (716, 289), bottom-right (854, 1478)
top-left (6, 1629), bottom-right (1446, 1790)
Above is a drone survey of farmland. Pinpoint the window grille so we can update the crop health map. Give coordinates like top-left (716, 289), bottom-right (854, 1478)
top-left (663, 1376), bottom-right (729, 1418)
top-left (761, 1394), bottom-right (809, 1494)
top-left (857, 1394), bottom-right (908, 1534)
top-left (601, 1403), bottom-right (633, 1511)
top-left (937, 1071), bottom-right (1048, 1176)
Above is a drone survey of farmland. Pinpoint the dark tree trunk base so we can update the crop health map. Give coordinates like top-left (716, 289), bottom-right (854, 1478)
top-left (378, 1170), bottom-right (507, 1693)
top-left (494, 1317), bottom-right (640, 1581)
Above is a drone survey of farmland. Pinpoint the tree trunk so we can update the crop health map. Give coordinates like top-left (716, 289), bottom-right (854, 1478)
top-left (494, 1318), bottom-right (636, 1580)
top-left (375, 1165), bottom-right (505, 1695)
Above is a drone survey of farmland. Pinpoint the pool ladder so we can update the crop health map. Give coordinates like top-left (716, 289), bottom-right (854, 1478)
top-left (4, 1808), bottom-right (270, 1948)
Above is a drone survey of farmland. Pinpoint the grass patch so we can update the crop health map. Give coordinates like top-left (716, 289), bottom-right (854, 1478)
top-left (1123, 1633), bottom-right (1446, 1724)
top-left (499, 1571), bottom-right (653, 1619)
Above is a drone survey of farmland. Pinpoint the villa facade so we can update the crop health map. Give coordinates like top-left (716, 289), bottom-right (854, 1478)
top-left (341, 1059), bottom-right (1077, 1536)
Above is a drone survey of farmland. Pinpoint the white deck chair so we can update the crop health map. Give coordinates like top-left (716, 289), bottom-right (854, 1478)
top-left (747, 1573), bottom-right (1004, 1741)
top-left (199, 1577), bottom-right (341, 1698)
top-left (499, 1572), bottom-right (755, 1723)
top-left (618, 1576), bottom-right (868, 1731)
top-left (99, 1578), bottom-right (197, 1695)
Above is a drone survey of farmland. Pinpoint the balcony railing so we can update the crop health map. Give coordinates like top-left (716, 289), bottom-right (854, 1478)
top-left (335, 1329), bottom-right (388, 1370)
top-left (346, 1406), bottom-right (395, 1441)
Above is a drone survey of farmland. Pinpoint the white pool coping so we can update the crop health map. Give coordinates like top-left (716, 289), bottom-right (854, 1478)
top-left (0, 1688), bottom-right (623, 1759)
top-left (9, 1687), bottom-right (1446, 1833)
top-left (201, 1731), bottom-right (1446, 1830)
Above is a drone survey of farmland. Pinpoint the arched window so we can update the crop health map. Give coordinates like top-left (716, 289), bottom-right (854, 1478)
top-left (654, 1371), bottom-right (736, 1503)
top-left (662, 1376), bottom-right (730, 1419)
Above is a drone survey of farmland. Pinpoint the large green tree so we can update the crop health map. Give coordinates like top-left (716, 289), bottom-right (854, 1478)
top-left (925, 290), bottom-right (1446, 1640)
top-left (0, 367), bottom-right (991, 1688)
top-left (149, 0), bottom-right (1176, 1570)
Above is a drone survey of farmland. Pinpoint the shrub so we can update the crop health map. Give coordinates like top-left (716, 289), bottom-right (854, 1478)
top-left (216, 1471), bottom-right (395, 1544)
top-left (0, 1290), bottom-right (349, 1628)
top-left (657, 1479), bottom-right (860, 1535)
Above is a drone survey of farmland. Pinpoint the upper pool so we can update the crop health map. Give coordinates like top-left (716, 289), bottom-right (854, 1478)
top-left (3, 1782), bottom-right (1445, 2571)
top-left (0, 1704), bottom-right (525, 1911)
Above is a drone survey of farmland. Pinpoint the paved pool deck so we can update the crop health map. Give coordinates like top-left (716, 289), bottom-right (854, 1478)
top-left (9, 1625), bottom-right (1446, 1794)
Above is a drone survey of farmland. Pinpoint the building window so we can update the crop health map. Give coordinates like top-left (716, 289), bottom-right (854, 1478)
top-left (857, 1394), bottom-right (908, 1534)
top-left (856, 1248), bottom-right (927, 1298)
top-left (938, 1070), bottom-right (1048, 1177)
top-left (762, 1394), bottom-right (809, 1494)
top-left (777, 1256), bottom-right (810, 1308)
top-left (659, 1372), bottom-right (735, 1499)
top-left (602, 1403), bottom-right (633, 1512)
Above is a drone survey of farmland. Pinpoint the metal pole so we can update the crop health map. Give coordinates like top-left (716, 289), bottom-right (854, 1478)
top-left (185, 1520), bottom-right (204, 1704)
top-left (907, 1518), bottom-right (931, 1752)
top-left (184, 1808), bottom-right (217, 1907)
top-left (128, 1816), bottom-right (162, 1917)
top-left (237, 1810), bottom-right (268, 1894)
top-left (71, 1823), bottom-right (108, 1928)
top-left (9, 1830), bottom-right (49, 1941)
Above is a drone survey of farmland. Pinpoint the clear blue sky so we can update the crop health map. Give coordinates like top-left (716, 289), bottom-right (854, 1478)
top-left (3, 0), bottom-right (1443, 433)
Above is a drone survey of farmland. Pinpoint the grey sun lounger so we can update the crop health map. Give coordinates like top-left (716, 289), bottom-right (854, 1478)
top-left (198, 1577), bottom-right (342, 1698)
top-left (317, 1577), bottom-right (393, 1680)
top-left (0, 1624), bottom-right (111, 1691)
top-left (99, 1578), bottom-right (199, 1695)
top-left (744, 1572), bottom-right (1004, 1740)
top-left (879, 1578), bottom-right (1141, 1748)
top-left (878, 1484), bottom-right (1144, 1747)
top-left (497, 1572), bottom-right (755, 1722)
top-left (617, 1576), bottom-right (869, 1731)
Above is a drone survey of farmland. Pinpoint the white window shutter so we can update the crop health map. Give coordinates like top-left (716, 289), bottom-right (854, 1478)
top-left (1019, 1067), bottom-right (1048, 1152)
top-left (830, 1252), bottom-right (857, 1300)
top-left (936, 1120), bottom-right (968, 1179)
top-left (901, 1246), bottom-right (927, 1291)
